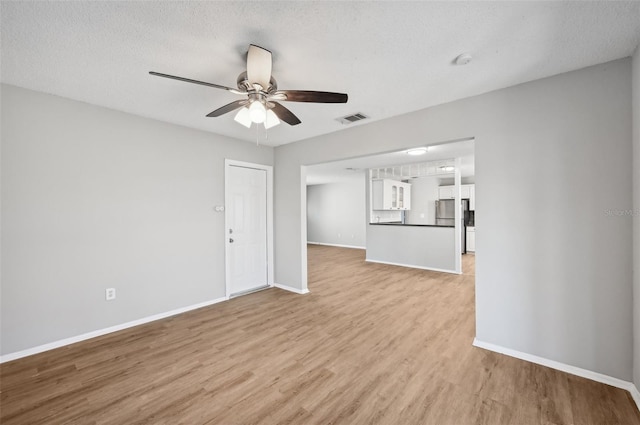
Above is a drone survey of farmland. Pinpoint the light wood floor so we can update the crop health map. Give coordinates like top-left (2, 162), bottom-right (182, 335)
top-left (1, 245), bottom-right (638, 424)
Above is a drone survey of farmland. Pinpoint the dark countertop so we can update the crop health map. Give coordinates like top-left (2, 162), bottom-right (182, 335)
top-left (369, 222), bottom-right (455, 228)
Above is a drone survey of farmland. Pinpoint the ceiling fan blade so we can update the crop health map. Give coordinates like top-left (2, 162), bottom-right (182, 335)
top-left (246, 45), bottom-right (272, 90)
top-left (149, 71), bottom-right (243, 94)
top-left (270, 102), bottom-right (301, 126)
top-left (206, 100), bottom-right (248, 117)
top-left (271, 90), bottom-right (348, 103)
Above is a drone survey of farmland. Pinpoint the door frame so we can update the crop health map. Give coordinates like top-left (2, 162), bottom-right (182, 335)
top-left (224, 159), bottom-right (274, 298)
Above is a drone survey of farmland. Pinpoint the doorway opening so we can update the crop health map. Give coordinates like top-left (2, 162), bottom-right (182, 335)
top-left (304, 138), bottom-right (475, 281)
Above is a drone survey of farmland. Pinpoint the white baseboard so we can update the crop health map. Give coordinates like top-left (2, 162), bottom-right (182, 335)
top-left (630, 385), bottom-right (640, 413)
top-left (473, 338), bottom-right (640, 411)
top-left (0, 296), bottom-right (229, 364)
top-left (307, 241), bottom-right (365, 250)
top-left (365, 258), bottom-right (459, 274)
top-left (274, 283), bottom-right (310, 295)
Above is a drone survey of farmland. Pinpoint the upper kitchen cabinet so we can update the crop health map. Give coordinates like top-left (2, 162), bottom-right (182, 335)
top-left (438, 185), bottom-right (455, 200)
top-left (438, 185), bottom-right (471, 199)
top-left (461, 185), bottom-right (471, 199)
top-left (372, 179), bottom-right (411, 210)
top-left (438, 184), bottom-right (475, 210)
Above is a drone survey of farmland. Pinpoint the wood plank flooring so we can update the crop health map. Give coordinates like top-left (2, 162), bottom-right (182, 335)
top-left (1, 245), bottom-right (639, 424)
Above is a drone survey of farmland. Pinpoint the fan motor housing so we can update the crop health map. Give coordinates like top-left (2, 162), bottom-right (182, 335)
top-left (237, 71), bottom-right (277, 93)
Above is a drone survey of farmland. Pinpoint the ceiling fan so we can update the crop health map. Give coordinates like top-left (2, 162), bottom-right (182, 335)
top-left (149, 44), bottom-right (348, 129)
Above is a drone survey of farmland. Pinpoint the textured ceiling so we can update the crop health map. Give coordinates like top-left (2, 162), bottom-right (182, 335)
top-left (2, 1), bottom-right (639, 147)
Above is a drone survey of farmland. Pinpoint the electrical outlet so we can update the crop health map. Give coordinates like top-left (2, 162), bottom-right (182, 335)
top-left (105, 288), bottom-right (116, 301)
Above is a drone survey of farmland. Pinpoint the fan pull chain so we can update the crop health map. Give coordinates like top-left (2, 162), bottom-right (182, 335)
top-left (255, 122), bottom-right (259, 146)
top-left (253, 123), bottom-right (269, 146)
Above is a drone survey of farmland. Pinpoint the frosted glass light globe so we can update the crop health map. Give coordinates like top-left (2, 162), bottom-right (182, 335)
top-left (264, 109), bottom-right (280, 129)
top-left (249, 101), bottom-right (266, 123)
top-left (233, 107), bottom-right (252, 128)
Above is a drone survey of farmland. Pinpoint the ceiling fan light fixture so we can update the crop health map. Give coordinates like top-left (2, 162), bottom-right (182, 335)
top-left (150, 44), bottom-right (348, 132)
top-left (264, 109), bottom-right (280, 129)
top-left (234, 107), bottom-right (252, 128)
top-left (249, 100), bottom-right (267, 123)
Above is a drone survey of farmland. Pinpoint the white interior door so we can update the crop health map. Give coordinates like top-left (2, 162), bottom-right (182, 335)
top-left (227, 164), bottom-right (268, 296)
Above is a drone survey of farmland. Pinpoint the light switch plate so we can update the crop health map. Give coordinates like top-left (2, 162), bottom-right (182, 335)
top-left (105, 288), bottom-right (116, 301)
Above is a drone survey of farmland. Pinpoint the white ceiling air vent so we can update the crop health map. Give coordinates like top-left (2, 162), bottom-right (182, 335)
top-left (337, 113), bottom-right (368, 125)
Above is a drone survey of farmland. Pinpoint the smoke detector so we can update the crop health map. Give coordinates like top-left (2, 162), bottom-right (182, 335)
top-left (455, 53), bottom-right (473, 66)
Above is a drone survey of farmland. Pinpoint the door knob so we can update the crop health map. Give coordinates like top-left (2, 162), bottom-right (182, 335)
top-left (229, 238), bottom-right (234, 243)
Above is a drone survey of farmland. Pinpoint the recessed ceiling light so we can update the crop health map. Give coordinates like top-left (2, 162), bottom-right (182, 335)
top-left (407, 147), bottom-right (428, 156)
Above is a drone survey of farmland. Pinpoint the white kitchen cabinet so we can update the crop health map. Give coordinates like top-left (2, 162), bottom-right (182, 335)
top-left (372, 179), bottom-right (411, 210)
top-left (372, 179), bottom-right (395, 210)
top-left (461, 185), bottom-right (471, 199)
top-left (466, 227), bottom-right (475, 252)
top-left (438, 186), bottom-right (455, 199)
top-left (438, 184), bottom-right (475, 207)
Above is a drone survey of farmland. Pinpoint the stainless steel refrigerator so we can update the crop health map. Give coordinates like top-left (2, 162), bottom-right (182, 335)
top-left (435, 199), bottom-right (470, 254)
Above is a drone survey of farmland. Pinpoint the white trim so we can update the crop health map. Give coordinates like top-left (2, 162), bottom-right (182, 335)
top-left (0, 297), bottom-right (228, 364)
top-left (300, 166), bottom-right (309, 293)
top-left (454, 157), bottom-right (462, 274)
top-left (274, 283), bottom-right (310, 295)
top-left (472, 338), bottom-right (640, 404)
top-left (365, 258), bottom-right (460, 275)
top-left (224, 159), bottom-right (274, 298)
top-left (629, 384), bottom-right (640, 413)
top-left (307, 241), bottom-right (366, 250)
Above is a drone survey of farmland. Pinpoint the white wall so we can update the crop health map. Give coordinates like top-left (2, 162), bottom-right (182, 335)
top-left (632, 45), bottom-right (640, 389)
top-left (273, 58), bottom-right (633, 380)
top-left (1, 84), bottom-right (274, 355)
top-left (405, 176), bottom-right (440, 225)
top-left (307, 178), bottom-right (366, 248)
